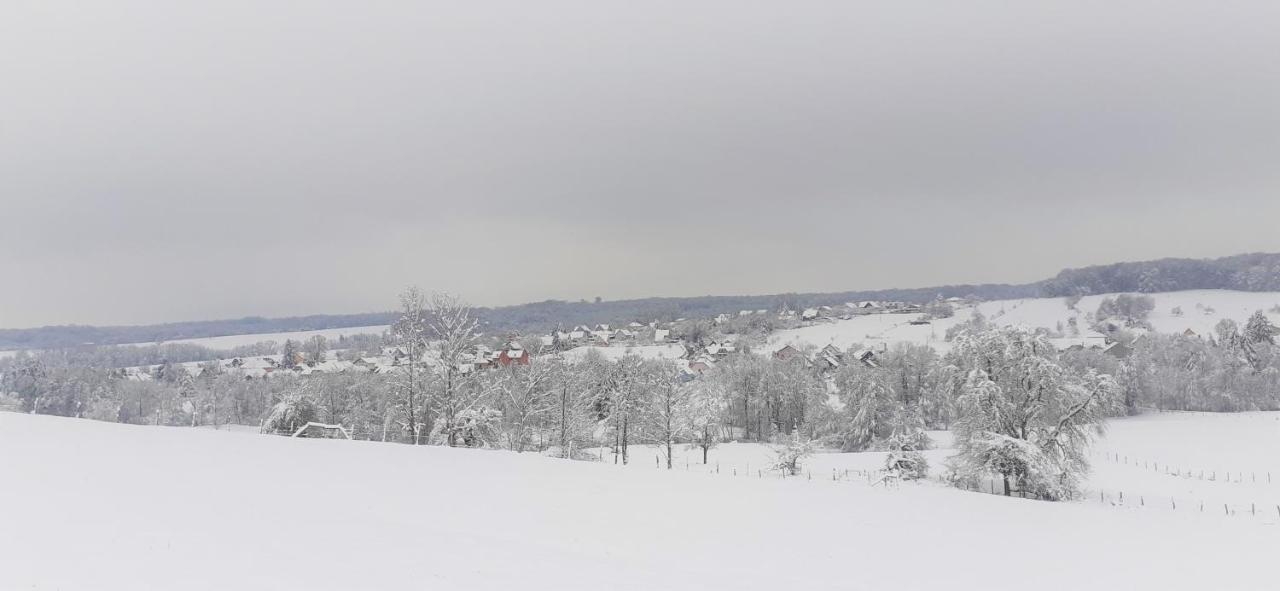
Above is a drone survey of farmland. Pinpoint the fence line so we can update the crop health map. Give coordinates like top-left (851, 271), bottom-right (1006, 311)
top-left (1099, 451), bottom-right (1274, 487)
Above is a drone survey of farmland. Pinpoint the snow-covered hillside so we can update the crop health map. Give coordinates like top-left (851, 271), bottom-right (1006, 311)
top-left (977, 290), bottom-right (1280, 337)
top-left (0, 325), bottom-right (391, 360)
top-left (2, 412), bottom-right (1276, 591)
top-left (767, 289), bottom-right (1280, 354)
top-left (141, 324), bottom-right (390, 349)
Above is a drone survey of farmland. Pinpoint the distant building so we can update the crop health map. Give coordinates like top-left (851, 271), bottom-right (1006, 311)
top-left (773, 345), bottom-right (804, 362)
top-left (1103, 341), bottom-right (1134, 359)
top-left (496, 344), bottom-right (530, 366)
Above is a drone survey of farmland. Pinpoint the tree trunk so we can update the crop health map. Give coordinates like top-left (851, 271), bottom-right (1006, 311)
top-left (621, 417), bottom-right (629, 465)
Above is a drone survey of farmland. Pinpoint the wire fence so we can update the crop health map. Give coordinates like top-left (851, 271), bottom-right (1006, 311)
top-left (1097, 451), bottom-right (1275, 486)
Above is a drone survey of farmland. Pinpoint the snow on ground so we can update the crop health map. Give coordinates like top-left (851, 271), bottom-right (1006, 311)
top-left (765, 310), bottom-right (969, 355)
top-left (1086, 411), bottom-right (1280, 517)
top-left (3, 412), bottom-right (1277, 591)
top-left (0, 325), bottom-right (391, 359)
top-left (976, 289), bottom-right (1280, 337)
top-left (147, 324), bottom-right (390, 349)
top-left (598, 412), bottom-right (1280, 523)
top-left (558, 343), bottom-right (688, 363)
top-left (587, 431), bottom-right (957, 478)
top-left (767, 290), bottom-right (1280, 355)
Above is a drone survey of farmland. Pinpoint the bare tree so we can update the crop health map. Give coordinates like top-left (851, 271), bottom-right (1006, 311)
top-left (306, 335), bottom-right (328, 363)
top-left (494, 357), bottom-right (560, 452)
top-left (642, 361), bottom-right (692, 469)
top-left (391, 286), bottom-right (429, 444)
top-left (425, 292), bottom-right (485, 446)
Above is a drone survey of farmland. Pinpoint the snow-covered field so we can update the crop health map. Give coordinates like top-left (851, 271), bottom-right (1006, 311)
top-left (2, 411), bottom-right (1277, 590)
top-left (598, 413), bottom-right (1280, 521)
top-left (0, 325), bottom-right (390, 359)
top-left (976, 290), bottom-right (1280, 337)
top-left (140, 324), bottom-right (390, 349)
top-left (768, 289), bottom-right (1280, 354)
top-left (1088, 412), bottom-right (1280, 517)
top-left (766, 310), bottom-right (964, 354)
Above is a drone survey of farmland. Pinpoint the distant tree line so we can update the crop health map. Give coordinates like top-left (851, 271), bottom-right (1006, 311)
top-left (1040, 252), bottom-right (1280, 296)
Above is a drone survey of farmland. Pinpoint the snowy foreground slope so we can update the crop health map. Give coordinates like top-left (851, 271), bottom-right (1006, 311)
top-left (2, 414), bottom-right (1278, 591)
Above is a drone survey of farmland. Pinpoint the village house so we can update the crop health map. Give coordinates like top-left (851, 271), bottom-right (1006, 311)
top-left (773, 344), bottom-right (805, 362)
top-left (496, 343), bottom-right (530, 366)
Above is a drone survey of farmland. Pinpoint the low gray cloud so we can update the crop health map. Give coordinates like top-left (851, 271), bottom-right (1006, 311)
top-left (2, 0), bottom-right (1279, 327)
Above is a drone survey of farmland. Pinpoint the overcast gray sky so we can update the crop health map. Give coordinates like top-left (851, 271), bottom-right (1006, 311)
top-left (2, 1), bottom-right (1279, 328)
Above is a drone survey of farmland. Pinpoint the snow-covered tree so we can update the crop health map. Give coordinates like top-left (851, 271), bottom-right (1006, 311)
top-left (280, 339), bottom-right (300, 368)
top-left (884, 431), bottom-right (929, 481)
top-left (686, 379), bottom-right (728, 464)
top-left (550, 358), bottom-right (597, 459)
top-left (1214, 318), bottom-right (1240, 346)
top-left (390, 286), bottom-right (430, 443)
top-left (492, 357), bottom-right (560, 452)
top-left (771, 430), bottom-right (817, 476)
top-left (828, 364), bottom-right (896, 451)
top-left (261, 390), bottom-right (320, 435)
top-left (598, 354), bottom-right (649, 464)
top-left (1244, 310), bottom-right (1275, 345)
top-left (306, 335), bottom-right (328, 363)
top-left (1095, 294), bottom-right (1155, 328)
top-left (946, 327), bottom-right (1117, 500)
top-left (424, 292), bottom-right (486, 447)
top-left (641, 361), bottom-right (693, 469)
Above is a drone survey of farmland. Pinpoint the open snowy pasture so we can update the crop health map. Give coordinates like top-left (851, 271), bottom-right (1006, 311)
top-left (976, 290), bottom-right (1280, 337)
top-left (767, 290), bottom-right (1280, 355)
top-left (3, 413), bottom-right (1278, 591)
top-left (1085, 412), bottom-right (1280, 520)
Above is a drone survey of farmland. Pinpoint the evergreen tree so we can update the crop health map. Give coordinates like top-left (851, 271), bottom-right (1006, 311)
top-left (280, 339), bottom-right (300, 368)
top-left (1244, 310), bottom-right (1276, 345)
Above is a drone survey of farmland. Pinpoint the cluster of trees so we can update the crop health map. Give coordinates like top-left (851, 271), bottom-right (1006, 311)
top-left (1123, 311), bottom-right (1280, 412)
top-left (1093, 294), bottom-right (1155, 329)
